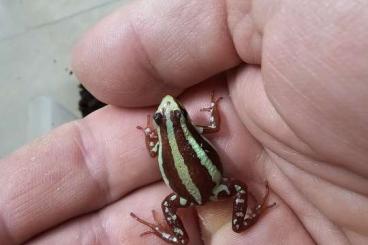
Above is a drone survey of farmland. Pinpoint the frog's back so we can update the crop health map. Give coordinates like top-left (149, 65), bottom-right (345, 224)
top-left (158, 111), bottom-right (223, 205)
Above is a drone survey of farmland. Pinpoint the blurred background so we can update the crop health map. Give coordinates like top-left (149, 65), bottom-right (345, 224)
top-left (0, 0), bottom-right (130, 157)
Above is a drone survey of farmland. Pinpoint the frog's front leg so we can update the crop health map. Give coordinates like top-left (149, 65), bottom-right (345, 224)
top-left (130, 193), bottom-right (192, 245)
top-left (196, 91), bottom-right (223, 134)
top-left (215, 179), bottom-right (276, 232)
top-left (137, 114), bottom-right (159, 157)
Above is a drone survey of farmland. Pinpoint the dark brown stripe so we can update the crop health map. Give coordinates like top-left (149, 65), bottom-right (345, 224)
top-left (172, 113), bottom-right (217, 203)
top-left (159, 117), bottom-right (194, 202)
top-left (186, 120), bottom-right (223, 174)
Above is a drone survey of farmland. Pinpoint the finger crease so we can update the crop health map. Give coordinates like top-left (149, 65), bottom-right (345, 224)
top-left (94, 212), bottom-right (111, 245)
top-left (73, 120), bottom-right (113, 204)
top-left (128, 18), bottom-right (182, 91)
top-left (223, 0), bottom-right (243, 59)
top-left (0, 208), bottom-right (16, 245)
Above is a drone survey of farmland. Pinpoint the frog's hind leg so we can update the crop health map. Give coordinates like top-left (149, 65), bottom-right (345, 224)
top-left (130, 210), bottom-right (168, 237)
top-left (130, 193), bottom-right (192, 245)
top-left (215, 179), bottom-right (276, 233)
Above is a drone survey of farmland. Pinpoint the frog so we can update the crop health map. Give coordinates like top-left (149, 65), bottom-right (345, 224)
top-left (130, 92), bottom-right (275, 244)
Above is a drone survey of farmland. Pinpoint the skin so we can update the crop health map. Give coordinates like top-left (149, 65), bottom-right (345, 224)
top-left (0, 0), bottom-right (367, 244)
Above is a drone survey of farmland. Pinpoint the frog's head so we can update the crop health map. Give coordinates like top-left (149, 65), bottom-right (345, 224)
top-left (153, 95), bottom-right (188, 127)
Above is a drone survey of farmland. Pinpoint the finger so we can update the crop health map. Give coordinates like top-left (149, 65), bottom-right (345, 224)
top-left (72, 0), bottom-right (266, 106)
top-left (228, 65), bottom-right (313, 157)
top-left (0, 105), bottom-right (158, 244)
top-left (27, 183), bottom-right (202, 245)
top-left (228, 65), bottom-right (365, 244)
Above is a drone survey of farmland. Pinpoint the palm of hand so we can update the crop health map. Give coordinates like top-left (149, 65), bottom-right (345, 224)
top-left (1, 1), bottom-right (367, 244)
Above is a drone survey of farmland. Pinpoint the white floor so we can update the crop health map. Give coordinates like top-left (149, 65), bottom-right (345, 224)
top-left (0, 0), bottom-right (130, 157)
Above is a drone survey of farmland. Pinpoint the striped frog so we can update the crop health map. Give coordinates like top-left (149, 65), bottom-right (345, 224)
top-left (130, 93), bottom-right (275, 244)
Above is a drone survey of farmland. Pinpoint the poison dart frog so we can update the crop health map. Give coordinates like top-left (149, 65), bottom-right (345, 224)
top-left (130, 92), bottom-right (275, 244)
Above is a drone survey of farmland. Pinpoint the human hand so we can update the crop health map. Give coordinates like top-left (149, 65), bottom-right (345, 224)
top-left (1, 1), bottom-right (368, 244)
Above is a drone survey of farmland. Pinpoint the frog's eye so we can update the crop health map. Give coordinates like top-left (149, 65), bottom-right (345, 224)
top-left (153, 112), bottom-right (163, 125)
top-left (181, 108), bottom-right (188, 119)
top-left (177, 104), bottom-right (188, 118)
top-left (173, 110), bottom-right (182, 119)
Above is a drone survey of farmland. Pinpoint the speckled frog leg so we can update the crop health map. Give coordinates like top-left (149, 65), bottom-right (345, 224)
top-left (195, 91), bottom-right (223, 134)
top-left (130, 193), bottom-right (192, 245)
top-left (137, 114), bottom-right (159, 157)
top-left (214, 179), bottom-right (276, 232)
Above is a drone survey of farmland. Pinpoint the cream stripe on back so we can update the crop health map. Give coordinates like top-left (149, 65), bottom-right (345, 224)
top-left (166, 116), bottom-right (202, 204)
top-left (180, 116), bottom-right (222, 186)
